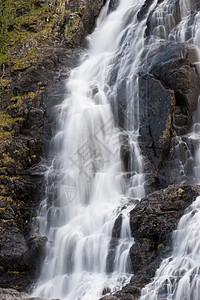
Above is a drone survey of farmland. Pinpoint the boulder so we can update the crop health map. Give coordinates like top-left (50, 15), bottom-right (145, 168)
top-left (100, 185), bottom-right (200, 300)
top-left (138, 42), bottom-right (200, 191)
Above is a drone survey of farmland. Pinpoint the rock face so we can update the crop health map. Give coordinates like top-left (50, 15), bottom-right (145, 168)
top-left (0, 0), bottom-right (105, 292)
top-left (0, 287), bottom-right (46, 300)
top-left (138, 42), bottom-right (200, 192)
top-left (101, 185), bottom-right (200, 300)
top-left (1, 0), bottom-right (200, 299)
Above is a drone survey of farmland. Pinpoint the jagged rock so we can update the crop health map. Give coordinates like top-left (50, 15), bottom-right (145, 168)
top-left (0, 0), bottom-right (105, 291)
top-left (149, 43), bottom-right (200, 113)
top-left (191, 0), bottom-right (200, 11)
top-left (109, 0), bottom-right (119, 13)
top-left (128, 185), bottom-right (200, 297)
top-left (139, 74), bottom-right (175, 166)
top-left (137, 0), bottom-right (154, 21)
top-left (145, 0), bottom-right (181, 38)
top-left (0, 287), bottom-right (48, 299)
top-left (12, 39), bottom-right (38, 60)
top-left (138, 42), bottom-right (200, 192)
top-left (101, 185), bottom-right (200, 300)
top-left (27, 235), bottom-right (47, 279)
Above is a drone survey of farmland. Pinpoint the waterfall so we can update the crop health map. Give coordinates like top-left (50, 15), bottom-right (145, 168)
top-left (140, 0), bottom-right (200, 299)
top-left (32, 0), bottom-right (152, 299)
top-left (31, 0), bottom-right (200, 299)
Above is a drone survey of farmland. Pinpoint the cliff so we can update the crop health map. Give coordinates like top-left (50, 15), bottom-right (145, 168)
top-left (0, 0), bottom-right (105, 291)
top-left (0, 0), bottom-right (200, 299)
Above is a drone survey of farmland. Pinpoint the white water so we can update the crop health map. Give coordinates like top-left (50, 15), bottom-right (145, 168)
top-left (141, 196), bottom-right (200, 300)
top-left (32, 0), bottom-right (200, 299)
top-left (32, 0), bottom-right (154, 299)
top-left (141, 0), bottom-right (200, 299)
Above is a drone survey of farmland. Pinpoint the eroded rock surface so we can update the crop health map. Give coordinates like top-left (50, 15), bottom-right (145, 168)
top-left (101, 185), bottom-right (200, 300)
top-left (0, 0), bottom-right (105, 292)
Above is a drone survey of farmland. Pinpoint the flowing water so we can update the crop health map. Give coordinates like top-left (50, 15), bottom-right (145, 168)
top-left (32, 1), bottom-right (150, 299)
top-left (140, 0), bottom-right (200, 299)
top-left (32, 0), bottom-right (200, 299)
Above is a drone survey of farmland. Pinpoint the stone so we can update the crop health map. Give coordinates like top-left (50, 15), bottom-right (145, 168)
top-left (138, 42), bottom-right (200, 191)
top-left (101, 185), bottom-right (200, 300)
top-left (149, 43), bottom-right (200, 112)
top-left (0, 0), bottom-right (106, 292)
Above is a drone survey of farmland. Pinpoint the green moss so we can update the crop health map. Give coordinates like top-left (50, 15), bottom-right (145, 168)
top-left (1, 153), bottom-right (15, 165)
top-left (64, 15), bottom-right (81, 39)
top-left (0, 184), bottom-right (8, 195)
top-left (0, 0), bottom-right (53, 69)
top-left (9, 91), bottom-right (37, 107)
top-left (0, 195), bottom-right (15, 204)
top-left (0, 130), bottom-right (12, 140)
top-left (0, 111), bottom-right (15, 127)
top-left (0, 207), bottom-right (6, 214)
top-left (8, 270), bottom-right (26, 274)
top-left (158, 243), bottom-right (164, 249)
top-left (0, 78), bottom-right (11, 88)
top-left (1, 218), bottom-right (15, 223)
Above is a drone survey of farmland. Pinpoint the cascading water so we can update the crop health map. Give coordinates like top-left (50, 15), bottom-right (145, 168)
top-left (32, 1), bottom-right (152, 299)
top-left (31, 0), bottom-right (200, 299)
top-left (140, 1), bottom-right (200, 299)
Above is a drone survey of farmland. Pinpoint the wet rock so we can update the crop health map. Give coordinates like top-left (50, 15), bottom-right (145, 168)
top-left (137, 0), bottom-right (154, 22)
top-left (0, 287), bottom-right (48, 299)
top-left (101, 185), bottom-right (200, 300)
top-left (112, 214), bottom-right (123, 238)
top-left (138, 42), bottom-right (200, 191)
top-left (128, 185), bottom-right (200, 290)
top-left (130, 185), bottom-right (200, 243)
top-left (109, 0), bottom-right (119, 13)
top-left (145, 0), bottom-right (181, 38)
top-left (191, 0), bottom-right (200, 11)
top-left (0, 0), bottom-right (105, 292)
top-left (149, 43), bottom-right (200, 113)
top-left (27, 235), bottom-right (48, 279)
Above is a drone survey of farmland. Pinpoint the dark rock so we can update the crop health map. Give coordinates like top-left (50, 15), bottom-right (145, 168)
top-left (12, 39), bottom-right (37, 60)
top-left (101, 185), bottom-right (200, 300)
top-left (112, 214), bottom-right (122, 238)
top-left (145, 0), bottom-right (181, 38)
top-left (137, 0), bottom-right (154, 22)
top-left (149, 43), bottom-right (200, 112)
top-left (138, 42), bottom-right (200, 191)
top-left (109, 0), bottom-right (119, 13)
top-left (191, 0), bottom-right (200, 11)
top-left (129, 185), bottom-right (200, 282)
top-left (130, 185), bottom-right (200, 242)
top-left (0, 0), bottom-right (105, 292)
top-left (27, 235), bottom-right (47, 278)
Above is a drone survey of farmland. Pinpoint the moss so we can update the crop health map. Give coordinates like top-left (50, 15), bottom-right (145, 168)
top-left (8, 270), bottom-right (26, 275)
top-left (1, 153), bottom-right (15, 165)
top-left (0, 195), bottom-right (15, 204)
top-left (158, 243), bottom-right (164, 249)
top-left (0, 207), bottom-right (6, 214)
top-left (0, 184), bottom-right (8, 195)
top-left (64, 14), bottom-right (81, 39)
top-left (0, 111), bottom-right (24, 130)
top-left (1, 218), bottom-right (15, 224)
top-left (0, 110), bottom-right (24, 140)
top-left (9, 91), bottom-right (38, 107)
top-left (0, 130), bottom-right (12, 140)
top-left (0, 52), bottom-right (8, 65)
top-left (0, 78), bottom-right (11, 88)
